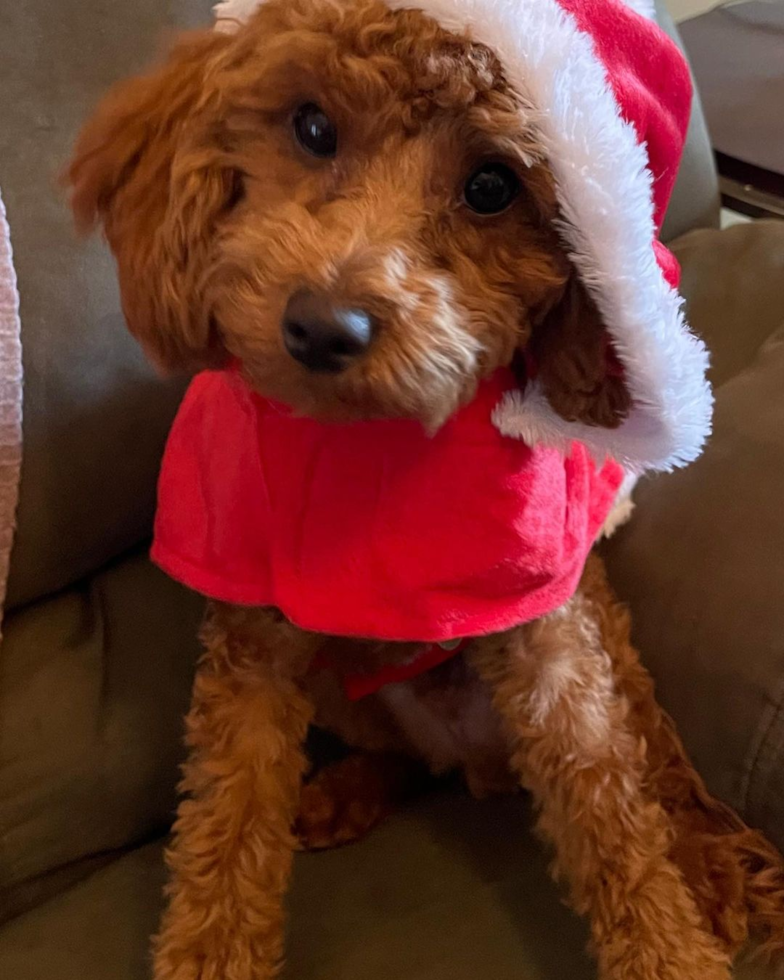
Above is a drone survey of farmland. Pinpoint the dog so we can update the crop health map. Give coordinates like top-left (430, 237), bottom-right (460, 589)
top-left (67, 0), bottom-right (784, 977)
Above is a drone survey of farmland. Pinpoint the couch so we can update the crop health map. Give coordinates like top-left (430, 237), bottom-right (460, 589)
top-left (1, 1), bottom-right (784, 977)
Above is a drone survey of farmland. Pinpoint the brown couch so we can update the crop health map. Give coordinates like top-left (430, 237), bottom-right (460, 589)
top-left (2, 1), bottom-right (784, 977)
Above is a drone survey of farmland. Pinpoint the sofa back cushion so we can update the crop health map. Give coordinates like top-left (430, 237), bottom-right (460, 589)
top-left (0, 0), bottom-right (212, 611)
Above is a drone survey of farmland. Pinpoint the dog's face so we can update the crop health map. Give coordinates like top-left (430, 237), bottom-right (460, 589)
top-left (68, 0), bottom-right (629, 431)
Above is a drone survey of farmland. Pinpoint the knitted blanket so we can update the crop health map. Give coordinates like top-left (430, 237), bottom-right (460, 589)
top-left (0, 190), bottom-right (23, 633)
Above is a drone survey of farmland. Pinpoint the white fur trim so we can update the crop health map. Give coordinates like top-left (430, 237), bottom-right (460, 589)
top-left (213, 0), bottom-right (712, 472)
top-left (598, 471), bottom-right (638, 539)
top-left (385, 0), bottom-right (711, 472)
top-left (620, 0), bottom-right (657, 19)
top-left (215, 0), bottom-right (658, 28)
top-left (213, 0), bottom-right (263, 32)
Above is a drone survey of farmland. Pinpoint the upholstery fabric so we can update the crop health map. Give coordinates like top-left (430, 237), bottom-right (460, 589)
top-left (0, 0), bottom-right (212, 612)
top-left (604, 222), bottom-right (784, 853)
top-left (0, 798), bottom-right (772, 980)
top-left (0, 550), bottom-right (202, 922)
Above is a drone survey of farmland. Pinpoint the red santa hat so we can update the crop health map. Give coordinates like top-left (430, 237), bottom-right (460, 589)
top-left (213, 0), bottom-right (712, 473)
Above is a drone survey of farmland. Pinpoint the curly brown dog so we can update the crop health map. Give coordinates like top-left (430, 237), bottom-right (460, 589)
top-left (67, 1), bottom-right (784, 977)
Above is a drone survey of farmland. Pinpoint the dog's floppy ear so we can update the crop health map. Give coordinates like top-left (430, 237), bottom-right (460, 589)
top-left (67, 30), bottom-right (235, 372)
top-left (528, 271), bottom-right (632, 429)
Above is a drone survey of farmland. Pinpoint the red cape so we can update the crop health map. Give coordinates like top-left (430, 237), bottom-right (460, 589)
top-left (152, 367), bottom-right (623, 643)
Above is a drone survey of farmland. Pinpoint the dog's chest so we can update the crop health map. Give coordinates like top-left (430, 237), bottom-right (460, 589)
top-left (374, 657), bottom-right (517, 797)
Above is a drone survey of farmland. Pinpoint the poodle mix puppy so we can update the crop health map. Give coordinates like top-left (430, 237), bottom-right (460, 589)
top-left (68, 0), bottom-right (784, 977)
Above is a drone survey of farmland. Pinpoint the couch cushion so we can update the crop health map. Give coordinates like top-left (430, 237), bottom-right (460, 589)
top-left (0, 795), bottom-right (773, 980)
top-left (0, 549), bottom-right (202, 918)
top-left (0, 794), bottom-right (596, 980)
top-left (675, 222), bottom-right (784, 388)
top-left (0, 0), bottom-right (213, 610)
top-left (604, 221), bottom-right (784, 851)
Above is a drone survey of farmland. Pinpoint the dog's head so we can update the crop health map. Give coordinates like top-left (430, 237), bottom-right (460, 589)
top-left (68, 0), bottom-right (630, 432)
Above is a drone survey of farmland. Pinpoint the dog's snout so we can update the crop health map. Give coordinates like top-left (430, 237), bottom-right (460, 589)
top-left (282, 290), bottom-right (375, 373)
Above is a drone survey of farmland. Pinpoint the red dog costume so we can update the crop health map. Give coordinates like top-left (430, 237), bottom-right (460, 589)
top-left (152, 368), bottom-right (623, 642)
top-left (152, 0), bottom-right (711, 690)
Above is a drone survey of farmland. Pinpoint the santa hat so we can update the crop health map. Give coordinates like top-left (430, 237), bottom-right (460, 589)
top-left (213, 0), bottom-right (712, 473)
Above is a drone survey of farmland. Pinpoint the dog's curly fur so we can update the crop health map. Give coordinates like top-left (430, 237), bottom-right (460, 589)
top-left (69, 0), bottom-right (629, 431)
top-left (68, 1), bottom-right (784, 977)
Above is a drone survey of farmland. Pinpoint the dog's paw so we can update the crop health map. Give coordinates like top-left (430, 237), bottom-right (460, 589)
top-left (295, 755), bottom-right (398, 851)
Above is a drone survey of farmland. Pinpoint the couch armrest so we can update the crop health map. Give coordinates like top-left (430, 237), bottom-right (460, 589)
top-left (604, 220), bottom-right (784, 850)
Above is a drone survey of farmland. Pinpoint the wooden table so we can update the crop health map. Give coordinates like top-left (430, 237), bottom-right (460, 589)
top-left (680, 0), bottom-right (784, 219)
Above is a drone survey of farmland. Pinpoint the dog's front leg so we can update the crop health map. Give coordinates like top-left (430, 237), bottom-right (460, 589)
top-left (153, 605), bottom-right (318, 980)
top-left (470, 598), bottom-right (731, 980)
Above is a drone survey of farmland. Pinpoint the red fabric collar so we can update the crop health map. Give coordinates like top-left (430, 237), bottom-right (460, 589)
top-left (313, 638), bottom-right (473, 701)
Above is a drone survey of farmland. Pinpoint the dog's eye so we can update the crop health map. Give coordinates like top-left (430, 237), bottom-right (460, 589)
top-left (464, 163), bottom-right (520, 215)
top-left (293, 103), bottom-right (337, 158)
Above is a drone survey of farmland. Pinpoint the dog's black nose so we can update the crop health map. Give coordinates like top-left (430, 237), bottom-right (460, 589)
top-left (282, 290), bottom-right (374, 373)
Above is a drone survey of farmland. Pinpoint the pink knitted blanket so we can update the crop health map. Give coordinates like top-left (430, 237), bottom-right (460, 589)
top-left (0, 190), bottom-right (22, 633)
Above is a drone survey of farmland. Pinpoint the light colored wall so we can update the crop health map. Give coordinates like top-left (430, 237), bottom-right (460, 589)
top-left (665, 0), bottom-right (752, 227)
top-left (666, 0), bottom-right (722, 23)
